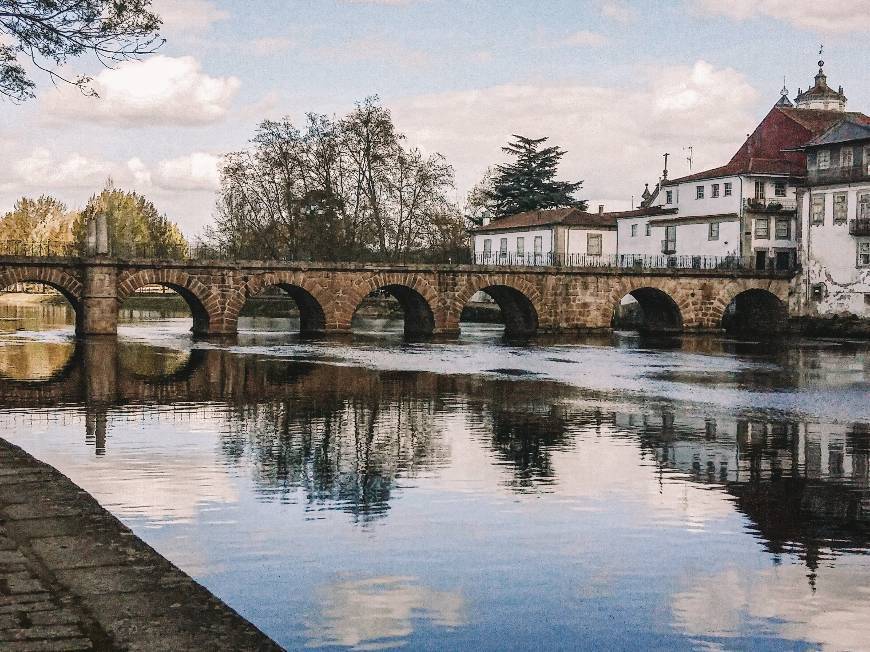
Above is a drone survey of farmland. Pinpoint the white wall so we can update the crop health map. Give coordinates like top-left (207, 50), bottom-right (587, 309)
top-left (617, 218), bottom-right (739, 257)
top-left (799, 185), bottom-right (870, 317)
top-left (565, 228), bottom-right (617, 259)
top-left (473, 228), bottom-right (553, 264)
top-left (657, 175), bottom-right (741, 217)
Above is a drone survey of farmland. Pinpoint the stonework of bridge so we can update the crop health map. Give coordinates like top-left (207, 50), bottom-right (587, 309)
top-left (0, 256), bottom-right (797, 337)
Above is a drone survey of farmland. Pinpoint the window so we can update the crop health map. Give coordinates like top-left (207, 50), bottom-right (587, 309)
top-left (859, 192), bottom-right (870, 220)
top-left (483, 239), bottom-right (491, 256)
top-left (516, 237), bottom-right (524, 257)
top-left (708, 222), bottom-right (719, 240)
top-left (841, 147), bottom-right (854, 168)
top-left (864, 145), bottom-right (870, 174)
top-left (711, 183), bottom-right (720, 198)
top-left (817, 150), bottom-right (830, 170)
top-left (696, 186), bottom-right (705, 199)
top-left (645, 223), bottom-right (651, 236)
top-left (665, 190), bottom-right (673, 204)
top-left (499, 237), bottom-right (507, 257)
top-left (534, 235), bottom-right (543, 261)
top-left (859, 242), bottom-right (870, 267)
top-left (775, 218), bottom-right (791, 240)
top-left (724, 182), bottom-right (732, 196)
top-left (774, 182), bottom-right (786, 197)
top-left (811, 195), bottom-right (825, 224)
top-left (631, 224), bottom-right (638, 237)
top-left (755, 217), bottom-right (770, 239)
top-left (587, 233), bottom-right (602, 256)
top-left (754, 180), bottom-right (766, 200)
top-left (833, 192), bottom-right (848, 224)
top-left (663, 225), bottom-right (676, 253)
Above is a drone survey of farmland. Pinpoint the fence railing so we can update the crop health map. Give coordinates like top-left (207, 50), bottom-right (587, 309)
top-left (743, 197), bottom-right (797, 212)
top-left (0, 241), bottom-right (798, 272)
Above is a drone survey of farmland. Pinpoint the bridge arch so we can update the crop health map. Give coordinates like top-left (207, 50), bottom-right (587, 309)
top-left (117, 269), bottom-right (221, 336)
top-left (0, 267), bottom-right (82, 312)
top-left (718, 284), bottom-right (789, 335)
top-left (609, 282), bottom-right (685, 333)
top-left (228, 272), bottom-right (330, 335)
top-left (345, 273), bottom-right (439, 338)
top-left (451, 277), bottom-right (543, 337)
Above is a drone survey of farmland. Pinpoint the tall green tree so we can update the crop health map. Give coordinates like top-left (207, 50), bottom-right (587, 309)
top-left (72, 183), bottom-right (187, 256)
top-left (486, 135), bottom-right (587, 218)
top-left (0, 0), bottom-right (162, 102)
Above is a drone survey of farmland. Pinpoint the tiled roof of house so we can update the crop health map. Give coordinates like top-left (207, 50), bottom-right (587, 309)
top-left (664, 106), bottom-right (870, 185)
top-left (471, 206), bottom-right (677, 232)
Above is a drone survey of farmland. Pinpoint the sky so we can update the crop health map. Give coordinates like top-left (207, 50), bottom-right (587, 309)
top-left (2, 0), bottom-right (870, 237)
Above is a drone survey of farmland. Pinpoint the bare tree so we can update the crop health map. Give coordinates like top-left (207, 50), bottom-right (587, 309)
top-left (0, 0), bottom-right (162, 102)
top-left (209, 97), bottom-right (465, 261)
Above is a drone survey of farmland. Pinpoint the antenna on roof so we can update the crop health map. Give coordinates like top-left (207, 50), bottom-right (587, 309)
top-left (684, 145), bottom-right (694, 171)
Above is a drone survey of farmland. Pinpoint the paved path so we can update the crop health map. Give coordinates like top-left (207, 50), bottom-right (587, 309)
top-left (0, 438), bottom-right (283, 651)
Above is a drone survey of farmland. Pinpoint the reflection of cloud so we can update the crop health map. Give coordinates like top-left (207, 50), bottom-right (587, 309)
top-left (306, 576), bottom-right (466, 650)
top-left (672, 563), bottom-right (870, 650)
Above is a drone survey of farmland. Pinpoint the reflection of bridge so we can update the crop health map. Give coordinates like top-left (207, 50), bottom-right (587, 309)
top-left (0, 255), bottom-right (795, 337)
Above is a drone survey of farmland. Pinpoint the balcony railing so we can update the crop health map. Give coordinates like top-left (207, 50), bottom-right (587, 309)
top-left (661, 240), bottom-right (677, 255)
top-left (808, 164), bottom-right (870, 186)
top-left (849, 218), bottom-right (870, 236)
top-left (743, 197), bottom-right (797, 212)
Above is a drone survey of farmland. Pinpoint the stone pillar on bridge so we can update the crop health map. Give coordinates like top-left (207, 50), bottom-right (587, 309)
top-left (79, 261), bottom-right (119, 336)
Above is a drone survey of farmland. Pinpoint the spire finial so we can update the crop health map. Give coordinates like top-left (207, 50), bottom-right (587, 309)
top-left (818, 43), bottom-right (824, 71)
top-left (780, 75), bottom-right (789, 98)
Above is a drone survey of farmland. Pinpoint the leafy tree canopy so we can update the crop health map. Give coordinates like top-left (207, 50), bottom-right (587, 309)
top-left (0, 195), bottom-right (73, 242)
top-left (73, 182), bottom-right (187, 256)
top-left (0, 0), bottom-right (162, 102)
top-left (486, 135), bottom-right (587, 218)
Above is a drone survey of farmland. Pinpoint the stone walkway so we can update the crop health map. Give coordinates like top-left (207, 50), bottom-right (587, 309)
top-left (0, 438), bottom-right (283, 651)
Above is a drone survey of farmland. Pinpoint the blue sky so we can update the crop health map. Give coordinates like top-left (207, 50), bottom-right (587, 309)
top-left (2, 0), bottom-right (869, 235)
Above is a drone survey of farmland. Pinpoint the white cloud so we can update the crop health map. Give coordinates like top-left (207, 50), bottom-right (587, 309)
top-left (41, 56), bottom-right (240, 127)
top-left (12, 149), bottom-right (114, 189)
top-left (154, 152), bottom-right (222, 191)
top-left (557, 30), bottom-right (609, 47)
top-left (314, 36), bottom-right (430, 67)
top-left (391, 60), bottom-right (759, 209)
top-left (601, 1), bottom-right (638, 23)
top-left (151, 0), bottom-right (229, 33)
top-left (692, 0), bottom-right (870, 32)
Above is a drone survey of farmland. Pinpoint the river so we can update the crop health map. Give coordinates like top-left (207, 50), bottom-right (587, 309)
top-left (1, 299), bottom-right (869, 650)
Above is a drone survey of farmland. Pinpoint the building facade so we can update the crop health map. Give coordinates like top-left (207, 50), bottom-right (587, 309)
top-left (796, 119), bottom-right (870, 318)
top-left (471, 207), bottom-right (620, 265)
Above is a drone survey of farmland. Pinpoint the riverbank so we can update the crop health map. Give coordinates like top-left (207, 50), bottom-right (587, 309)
top-left (0, 437), bottom-right (282, 651)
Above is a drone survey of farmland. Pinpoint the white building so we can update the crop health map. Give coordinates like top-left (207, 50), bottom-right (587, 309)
top-left (622, 63), bottom-right (867, 271)
top-left (470, 207), bottom-right (619, 265)
top-left (795, 119), bottom-right (870, 318)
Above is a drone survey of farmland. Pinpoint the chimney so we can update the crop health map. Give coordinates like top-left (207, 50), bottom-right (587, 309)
top-left (598, 204), bottom-right (604, 214)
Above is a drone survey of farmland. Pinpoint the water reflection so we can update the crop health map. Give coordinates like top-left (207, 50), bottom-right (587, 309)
top-left (0, 331), bottom-right (869, 649)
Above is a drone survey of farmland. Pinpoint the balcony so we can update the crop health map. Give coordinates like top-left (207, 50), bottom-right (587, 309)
top-left (743, 197), bottom-right (797, 213)
top-left (808, 164), bottom-right (870, 186)
top-left (661, 240), bottom-right (677, 255)
top-left (849, 218), bottom-right (870, 236)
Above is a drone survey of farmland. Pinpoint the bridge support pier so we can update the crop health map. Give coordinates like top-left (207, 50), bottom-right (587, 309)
top-left (78, 260), bottom-right (118, 336)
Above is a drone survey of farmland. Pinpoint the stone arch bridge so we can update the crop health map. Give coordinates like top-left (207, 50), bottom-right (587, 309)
top-left (0, 256), bottom-right (797, 337)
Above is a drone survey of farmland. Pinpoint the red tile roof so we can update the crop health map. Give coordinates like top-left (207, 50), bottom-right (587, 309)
top-left (664, 106), bottom-right (870, 185)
